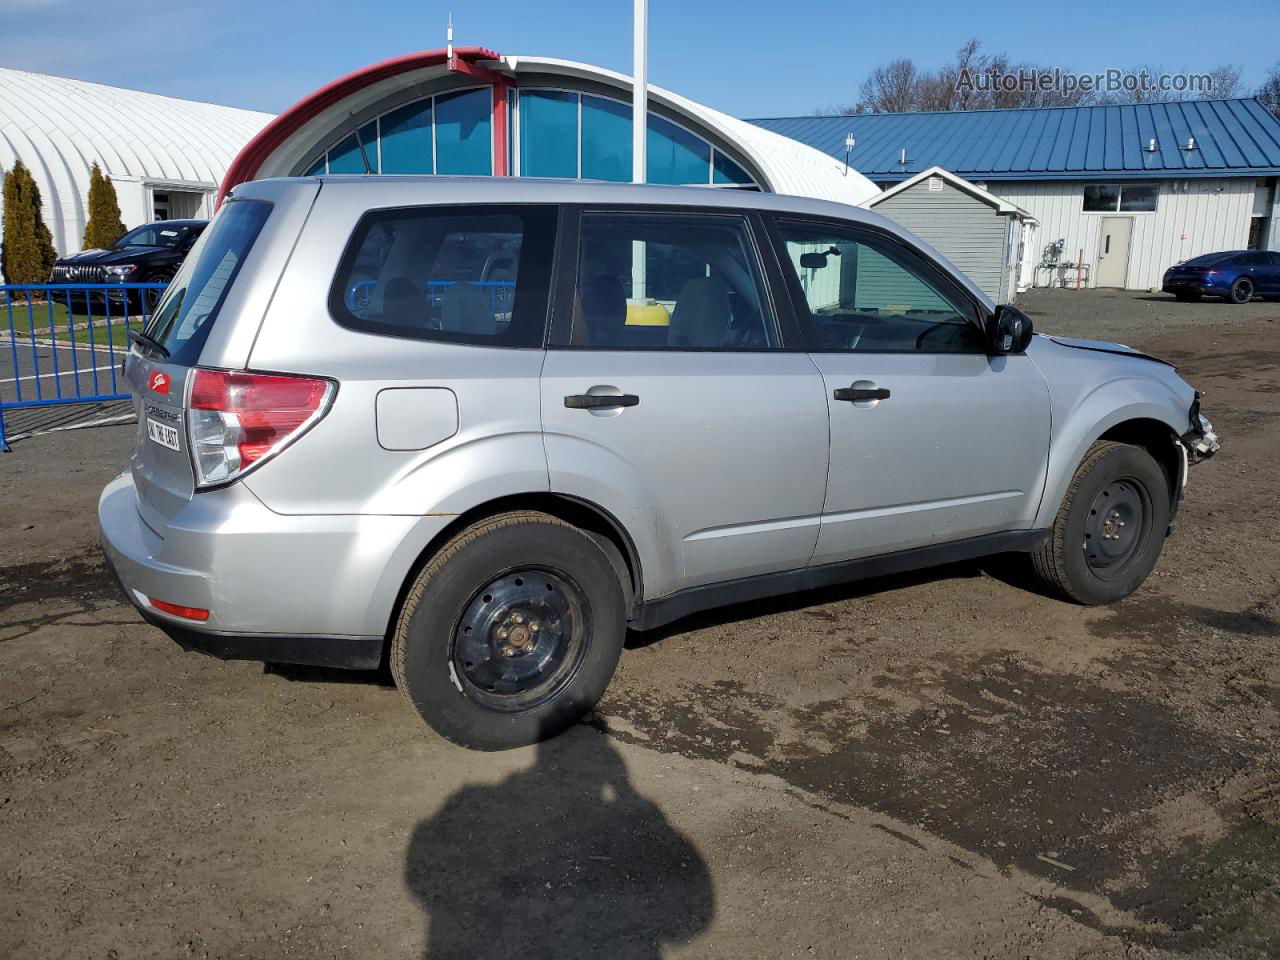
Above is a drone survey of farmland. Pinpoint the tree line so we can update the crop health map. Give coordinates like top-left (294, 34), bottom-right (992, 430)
top-left (833, 40), bottom-right (1280, 116)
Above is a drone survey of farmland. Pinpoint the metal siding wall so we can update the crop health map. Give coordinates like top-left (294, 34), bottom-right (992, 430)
top-left (993, 179), bottom-right (1254, 289)
top-left (872, 181), bottom-right (1007, 300)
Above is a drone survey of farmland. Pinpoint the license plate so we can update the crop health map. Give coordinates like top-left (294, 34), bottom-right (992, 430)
top-left (146, 417), bottom-right (180, 451)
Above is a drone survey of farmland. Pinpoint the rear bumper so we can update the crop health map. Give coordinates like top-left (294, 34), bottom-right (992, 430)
top-left (98, 471), bottom-right (454, 667)
top-left (1162, 280), bottom-right (1212, 296)
top-left (133, 603), bottom-right (383, 669)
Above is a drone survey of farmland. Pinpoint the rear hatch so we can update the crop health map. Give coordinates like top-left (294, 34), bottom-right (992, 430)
top-left (125, 191), bottom-right (298, 531)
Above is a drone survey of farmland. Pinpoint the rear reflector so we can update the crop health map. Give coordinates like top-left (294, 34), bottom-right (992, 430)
top-left (187, 368), bottom-right (334, 488)
top-left (148, 597), bottom-right (210, 621)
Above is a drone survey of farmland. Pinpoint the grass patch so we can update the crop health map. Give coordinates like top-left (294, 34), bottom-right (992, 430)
top-left (2, 299), bottom-right (140, 350)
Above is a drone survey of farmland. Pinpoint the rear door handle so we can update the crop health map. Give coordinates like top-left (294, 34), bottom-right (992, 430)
top-left (833, 386), bottom-right (890, 402)
top-left (564, 393), bottom-right (640, 409)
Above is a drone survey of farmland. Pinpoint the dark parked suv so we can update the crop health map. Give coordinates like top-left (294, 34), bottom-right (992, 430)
top-left (51, 219), bottom-right (207, 311)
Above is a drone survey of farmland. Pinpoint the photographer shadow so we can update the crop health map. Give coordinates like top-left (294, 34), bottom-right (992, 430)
top-left (405, 724), bottom-right (714, 960)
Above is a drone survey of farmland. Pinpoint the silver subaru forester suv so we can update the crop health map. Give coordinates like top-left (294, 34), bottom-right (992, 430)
top-left (100, 176), bottom-right (1219, 749)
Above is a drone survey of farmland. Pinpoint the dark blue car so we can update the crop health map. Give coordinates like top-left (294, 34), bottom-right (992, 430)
top-left (1163, 250), bottom-right (1280, 304)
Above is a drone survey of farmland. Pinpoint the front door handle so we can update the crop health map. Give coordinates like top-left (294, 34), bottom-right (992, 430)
top-left (833, 385), bottom-right (891, 402)
top-left (564, 392), bottom-right (640, 409)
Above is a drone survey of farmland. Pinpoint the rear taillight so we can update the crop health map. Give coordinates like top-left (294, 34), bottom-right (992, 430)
top-left (187, 368), bottom-right (334, 488)
top-left (1203, 269), bottom-right (1218, 276)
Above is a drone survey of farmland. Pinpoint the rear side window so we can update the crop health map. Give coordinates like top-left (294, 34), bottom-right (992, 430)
top-left (145, 199), bottom-right (272, 365)
top-left (329, 204), bottom-right (557, 348)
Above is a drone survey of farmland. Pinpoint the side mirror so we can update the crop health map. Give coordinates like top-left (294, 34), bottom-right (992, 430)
top-left (987, 304), bottom-right (1034, 354)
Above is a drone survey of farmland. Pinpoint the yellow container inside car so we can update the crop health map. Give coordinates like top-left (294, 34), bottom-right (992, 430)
top-left (625, 301), bottom-right (671, 326)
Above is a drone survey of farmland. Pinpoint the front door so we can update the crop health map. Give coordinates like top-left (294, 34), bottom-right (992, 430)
top-left (772, 217), bottom-right (1051, 565)
top-left (540, 209), bottom-right (830, 598)
top-left (1096, 217), bottom-right (1133, 288)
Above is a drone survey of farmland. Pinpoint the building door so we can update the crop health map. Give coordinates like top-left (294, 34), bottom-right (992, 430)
top-left (1096, 217), bottom-right (1132, 287)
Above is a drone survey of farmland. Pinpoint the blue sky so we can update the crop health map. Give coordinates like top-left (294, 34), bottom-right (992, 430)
top-left (0, 0), bottom-right (1275, 117)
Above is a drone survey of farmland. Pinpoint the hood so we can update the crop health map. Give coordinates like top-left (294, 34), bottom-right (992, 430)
top-left (56, 246), bottom-right (166, 265)
top-left (1037, 333), bottom-right (1173, 368)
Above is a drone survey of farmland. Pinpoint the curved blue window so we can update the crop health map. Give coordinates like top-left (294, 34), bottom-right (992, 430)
top-left (520, 90), bottom-right (578, 178)
top-left (327, 120), bottom-right (379, 174)
top-left (380, 100), bottom-right (433, 174)
top-left (303, 156), bottom-right (326, 177)
top-left (435, 88), bottom-right (491, 175)
top-left (646, 114), bottom-right (710, 185)
top-left (713, 150), bottom-right (753, 185)
top-left (581, 95), bottom-right (632, 182)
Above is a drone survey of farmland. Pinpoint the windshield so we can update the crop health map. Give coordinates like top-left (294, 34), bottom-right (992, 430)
top-left (115, 223), bottom-right (199, 249)
top-left (143, 201), bottom-right (271, 364)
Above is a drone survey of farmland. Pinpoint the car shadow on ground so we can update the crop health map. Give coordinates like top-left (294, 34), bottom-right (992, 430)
top-left (402, 723), bottom-right (715, 959)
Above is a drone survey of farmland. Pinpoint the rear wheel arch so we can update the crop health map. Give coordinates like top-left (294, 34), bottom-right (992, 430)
top-left (383, 493), bottom-right (642, 642)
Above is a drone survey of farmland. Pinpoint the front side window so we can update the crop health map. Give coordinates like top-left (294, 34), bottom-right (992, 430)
top-left (779, 221), bottom-right (983, 354)
top-left (329, 204), bottom-right (556, 348)
top-left (570, 212), bottom-right (779, 350)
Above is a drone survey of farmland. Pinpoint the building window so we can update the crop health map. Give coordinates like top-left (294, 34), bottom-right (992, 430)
top-left (581, 95), bottom-right (632, 182)
top-left (519, 90), bottom-right (579, 178)
top-left (435, 88), bottom-right (492, 175)
top-left (380, 100), bottom-right (434, 174)
top-left (326, 121), bottom-right (379, 174)
top-left (517, 88), bottom-right (758, 188)
top-left (1083, 183), bottom-right (1157, 212)
top-left (646, 114), bottom-right (710, 185)
top-left (301, 85), bottom-right (757, 188)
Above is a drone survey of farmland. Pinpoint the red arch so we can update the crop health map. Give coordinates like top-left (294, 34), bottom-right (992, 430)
top-left (217, 46), bottom-right (502, 205)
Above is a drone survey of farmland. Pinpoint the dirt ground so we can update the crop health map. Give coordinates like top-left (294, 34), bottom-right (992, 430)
top-left (2, 289), bottom-right (1278, 959)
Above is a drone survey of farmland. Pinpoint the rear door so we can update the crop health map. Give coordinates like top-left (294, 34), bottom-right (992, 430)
top-left (540, 207), bottom-right (829, 598)
top-left (768, 215), bottom-right (1051, 565)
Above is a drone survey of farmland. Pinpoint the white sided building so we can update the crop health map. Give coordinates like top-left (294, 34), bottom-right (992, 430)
top-left (0, 68), bottom-right (272, 267)
top-left (755, 100), bottom-right (1280, 291)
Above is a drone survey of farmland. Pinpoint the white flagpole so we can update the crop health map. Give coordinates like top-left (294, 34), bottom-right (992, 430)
top-left (632, 0), bottom-right (647, 184)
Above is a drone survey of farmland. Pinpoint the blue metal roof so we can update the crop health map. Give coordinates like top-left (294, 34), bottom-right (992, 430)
top-left (750, 99), bottom-right (1280, 182)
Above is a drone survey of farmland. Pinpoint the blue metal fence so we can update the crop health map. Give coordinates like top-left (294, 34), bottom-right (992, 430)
top-left (0, 283), bottom-right (168, 451)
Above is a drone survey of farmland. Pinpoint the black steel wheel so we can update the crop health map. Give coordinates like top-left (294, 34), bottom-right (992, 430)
top-left (392, 511), bottom-right (627, 750)
top-left (1030, 441), bottom-right (1171, 604)
top-left (1228, 277), bottom-right (1253, 304)
top-left (452, 568), bottom-right (590, 712)
top-left (1082, 479), bottom-right (1151, 580)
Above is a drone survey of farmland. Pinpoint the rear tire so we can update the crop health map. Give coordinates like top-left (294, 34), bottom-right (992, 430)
top-left (391, 511), bottom-right (626, 750)
top-left (1029, 441), bottom-right (1171, 605)
top-left (1228, 278), bottom-right (1253, 304)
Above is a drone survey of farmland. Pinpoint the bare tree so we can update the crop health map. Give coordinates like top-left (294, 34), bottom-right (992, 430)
top-left (854, 58), bottom-right (921, 113)
top-left (1259, 61), bottom-right (1280, 119)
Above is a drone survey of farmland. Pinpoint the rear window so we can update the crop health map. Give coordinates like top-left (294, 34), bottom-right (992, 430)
top-left (144, 200), bottom-right (271, 364)
top-left (328, 204), bottom-right (557, 348)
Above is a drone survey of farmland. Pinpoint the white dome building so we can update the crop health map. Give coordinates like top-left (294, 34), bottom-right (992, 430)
top-left (0, 68), bottom-right (272, 266)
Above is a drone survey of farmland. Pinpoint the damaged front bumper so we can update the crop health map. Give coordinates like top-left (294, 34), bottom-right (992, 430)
top-left (1180, 395), bottom-right (1221, 465)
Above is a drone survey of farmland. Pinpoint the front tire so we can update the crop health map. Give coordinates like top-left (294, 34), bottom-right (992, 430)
top-left (391, 511), bottom-right (627, 750)
top-left (1030, 441), bottom-right (1171, 605)
top-left (1228, 277), bottom-right (1253, 304)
